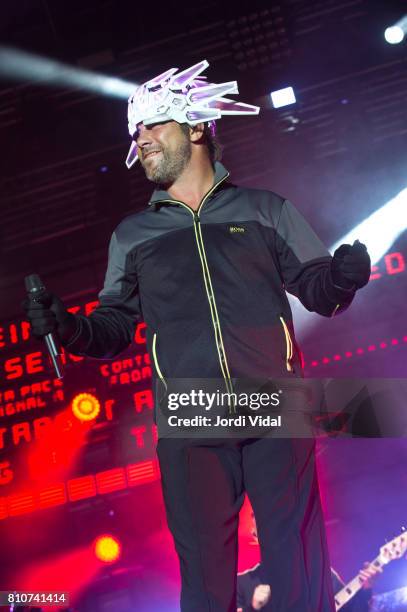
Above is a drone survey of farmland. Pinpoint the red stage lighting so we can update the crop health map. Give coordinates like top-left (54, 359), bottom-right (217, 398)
top-left (71, 392), bottom-right (100, 422)
top-left (94, 534), bottom-right (121, 564)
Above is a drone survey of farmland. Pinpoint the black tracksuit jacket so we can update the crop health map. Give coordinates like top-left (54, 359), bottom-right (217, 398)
top-left (66, 161), bottom-right (355, 403)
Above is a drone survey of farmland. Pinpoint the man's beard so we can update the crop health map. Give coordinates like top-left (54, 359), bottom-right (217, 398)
top-left (141, 137), bottom-right (192, 187)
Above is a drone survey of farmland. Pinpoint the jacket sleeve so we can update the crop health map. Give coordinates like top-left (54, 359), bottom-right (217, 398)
top-left (275, 199), bottom-right (356, 317)
top-left (65, 230), bottom-right (142, 358)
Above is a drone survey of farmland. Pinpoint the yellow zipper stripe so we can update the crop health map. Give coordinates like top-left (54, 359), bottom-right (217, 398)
top-left (196, 177), bottom-right (235, 401)
top-left (152, 332), bottom-right (167, 391)
top-left (193, 220), bottom-right (235, 410)
top-left (192, 221), bottom-right (230, 382)
top-left (331, 303), bottom-right (341, 317)
top-left (279, 316), bottom-right (293, 372)
top-left (151, 174), bottom-right (236, 411)
top-left (197, 182), bottom-right (234, 372)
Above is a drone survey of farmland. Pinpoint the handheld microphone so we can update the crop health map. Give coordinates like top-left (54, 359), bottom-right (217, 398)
top-left (24, 273), bottom-right (64, 379)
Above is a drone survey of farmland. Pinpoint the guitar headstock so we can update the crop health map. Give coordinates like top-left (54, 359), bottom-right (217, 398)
top-left (379, 529), bottom-right (407, 564)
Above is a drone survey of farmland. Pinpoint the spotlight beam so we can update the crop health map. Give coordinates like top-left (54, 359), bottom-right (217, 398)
top-left (291, 187), bottom-right (407, 338)
top-left (0, 46), bottom-right (137, 98)
top-left (330, 188), bottom-right (407, 266)
top-left (385, 14), bottom-right (407, 44)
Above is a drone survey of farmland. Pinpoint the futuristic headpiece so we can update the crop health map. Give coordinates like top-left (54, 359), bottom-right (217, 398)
top-left (125, 59), bottom-right (260, 168)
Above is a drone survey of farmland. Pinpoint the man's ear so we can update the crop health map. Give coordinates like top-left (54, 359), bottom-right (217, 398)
top-left (189, 123), bottom-right (205, 143)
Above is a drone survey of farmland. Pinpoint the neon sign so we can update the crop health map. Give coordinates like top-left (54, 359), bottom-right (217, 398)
top-left (370, 251), bottom-right (405, 279)
top-left (0, 389), bottom-right (153, 452)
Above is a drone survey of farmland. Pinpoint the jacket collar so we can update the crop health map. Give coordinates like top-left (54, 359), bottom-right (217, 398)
top-left (148, 161), bottom-right (230, 206)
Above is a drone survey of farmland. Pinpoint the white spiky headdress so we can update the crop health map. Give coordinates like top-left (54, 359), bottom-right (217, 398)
top-left (125, 59), bottom-right (260, 168)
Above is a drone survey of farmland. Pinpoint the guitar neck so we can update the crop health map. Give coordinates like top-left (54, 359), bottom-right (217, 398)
top-left (334, 556), bottom-right (383, 611)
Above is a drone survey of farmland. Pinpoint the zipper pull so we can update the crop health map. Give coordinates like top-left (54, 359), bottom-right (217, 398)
top-left (194, 212), bottom-right (200, 223)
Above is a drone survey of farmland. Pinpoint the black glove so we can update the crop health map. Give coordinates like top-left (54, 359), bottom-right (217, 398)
top-left (22, 291), bottom-right (79, 345)
top-left (331, 240), bottom-right (371, 291)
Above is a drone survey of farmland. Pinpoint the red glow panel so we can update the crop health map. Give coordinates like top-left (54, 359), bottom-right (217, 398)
top-left (96, 468), bottom-right (126, 494)
top-left (67, 475), bottom-right (97, 501)
top-left (8, 493), bottom-right (36, 516)
top-left (126, 460), bottom-right (158, 486)
top-left (0, 461), bottom-right (161, 520)
top-left (0, 497), bottom-right (8, 519)
top-left (38, 484), bottom-right (67, 508)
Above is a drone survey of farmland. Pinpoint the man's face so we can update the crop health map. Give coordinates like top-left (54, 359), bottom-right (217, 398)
top-left (134, 120), bottom-right (192, 186)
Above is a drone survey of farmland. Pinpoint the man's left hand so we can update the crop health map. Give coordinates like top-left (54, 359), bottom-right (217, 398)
top-left (331, 240), bottom-right (371, 291)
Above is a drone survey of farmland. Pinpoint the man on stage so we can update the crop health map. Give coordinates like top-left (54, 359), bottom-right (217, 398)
top-left (23, 60), bottom-right (371, 611)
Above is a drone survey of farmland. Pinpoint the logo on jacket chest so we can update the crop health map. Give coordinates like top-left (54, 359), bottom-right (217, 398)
top-left (229, 226), bottom-right (245, 234)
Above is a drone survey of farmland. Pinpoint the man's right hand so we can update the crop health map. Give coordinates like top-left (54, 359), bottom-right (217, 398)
top-left (22, 292), bottom-right (78, 345)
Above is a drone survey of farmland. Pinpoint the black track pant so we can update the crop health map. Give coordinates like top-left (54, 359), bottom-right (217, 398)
top-left (156, 437), bottom-right (335, 612)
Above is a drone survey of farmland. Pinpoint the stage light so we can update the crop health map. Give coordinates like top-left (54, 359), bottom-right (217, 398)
top-left (0, 46), bottom-right (137, 98)
top-left (71, 392), bottom-right (100, 422)
top-left (384, 15), bottom-right (407, 44)
top-left (94, 534), bottom-right (121, 563)
top-left (270, 87), bottom-right (296, 109)
top-left (385, 26), bottom-right (404, 44)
